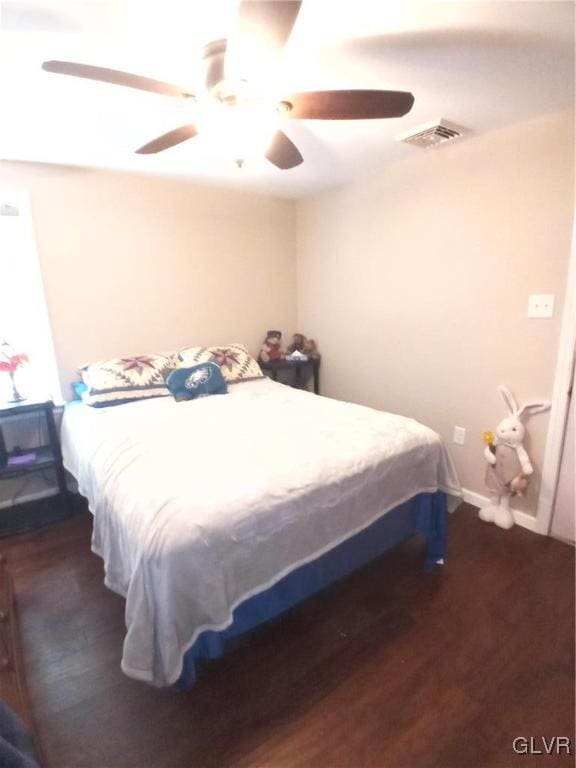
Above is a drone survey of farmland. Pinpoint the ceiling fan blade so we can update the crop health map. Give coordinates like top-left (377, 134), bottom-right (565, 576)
top-left (42, 61), bottom-right (194, 99)
top-left (135, 125), bottom-right (198, 155)
top-left (235, 0), bottom-right (302, 51)
top-left (284, 90), bottom-right (415, 120)
top-left (226, 1), bottom-right (302, 79)
top-left (265, 130), bottom-right (303, 170)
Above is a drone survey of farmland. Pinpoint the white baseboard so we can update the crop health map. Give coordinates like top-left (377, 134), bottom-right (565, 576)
top-left (460, 488), bottom-right (490, 510)
top-left (459, 487), bottom-right (540, 534)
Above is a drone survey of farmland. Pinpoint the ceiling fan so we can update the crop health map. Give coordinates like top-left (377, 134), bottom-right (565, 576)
top-left (41, 1), bottom-right (415, 170)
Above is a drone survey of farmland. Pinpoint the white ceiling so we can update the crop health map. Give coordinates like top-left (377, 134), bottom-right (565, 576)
top-left (1, 0), bottom-right (574, 198)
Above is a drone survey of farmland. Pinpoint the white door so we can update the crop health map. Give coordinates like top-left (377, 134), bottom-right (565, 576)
top-left (550, 375), bottom-right (575, 543)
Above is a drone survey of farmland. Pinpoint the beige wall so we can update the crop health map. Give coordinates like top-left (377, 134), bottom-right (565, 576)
top-left (296, 111), bottom-right (574, 513)
top-left (0, 161), bottom-right (296, 396)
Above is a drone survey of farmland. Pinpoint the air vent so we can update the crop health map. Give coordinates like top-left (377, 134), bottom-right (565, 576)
top-left (397, 119), bottom-right (465, 149)
top-left (0, 203), bottom-right (20, 216)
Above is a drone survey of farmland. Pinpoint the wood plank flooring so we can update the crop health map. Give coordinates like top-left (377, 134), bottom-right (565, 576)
top-left (1, 502), bottom-right (574, 768)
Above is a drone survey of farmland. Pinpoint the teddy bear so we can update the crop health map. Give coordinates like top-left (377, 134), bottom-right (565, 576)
top-left (302, 338), bottom-right (320, 360)
top-left (479, 385), bottom-right (549, 529)
top-left (258, 330), bottom-right (285, 363)
top-left (286, 333), bottom-right (306, 355)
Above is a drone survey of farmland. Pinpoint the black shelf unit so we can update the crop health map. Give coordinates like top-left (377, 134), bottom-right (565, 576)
top-left (0, 397), bottom-right (71, 534)
top-left (0, 445), bottom-right (57, 479)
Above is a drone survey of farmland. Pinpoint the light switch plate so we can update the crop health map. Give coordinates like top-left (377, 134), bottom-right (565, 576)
top-left (528, 294), bottom-right (554, 318)
top-left (453, 426), bottom-right (466, 446)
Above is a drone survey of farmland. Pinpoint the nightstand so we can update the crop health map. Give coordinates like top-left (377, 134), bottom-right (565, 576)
top-left (0, 397), bottom-right (71, 531)
top-left (260, 358), bottom-right (320, 394)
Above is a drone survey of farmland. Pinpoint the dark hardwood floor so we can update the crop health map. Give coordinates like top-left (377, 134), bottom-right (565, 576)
top-left (1, 501), bottom-right (574, 768)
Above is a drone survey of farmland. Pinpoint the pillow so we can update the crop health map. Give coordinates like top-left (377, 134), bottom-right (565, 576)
top-left (178, 344), bottom-right (263, 384)
top-left (166, 363), bottom-right (227, 401)
top-left (79, 352), bottom-right (176, 407)
top-left (71, 380), bottom-right (88, 400)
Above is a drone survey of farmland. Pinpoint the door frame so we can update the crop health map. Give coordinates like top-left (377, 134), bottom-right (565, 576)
top-left (536, 213), bottom-right (576, 535)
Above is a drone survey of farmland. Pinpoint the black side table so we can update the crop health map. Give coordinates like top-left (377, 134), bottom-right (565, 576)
top-left (259, 358), bottom-right (320, 394)
top-left (0, 397), bottom-right (71, 531)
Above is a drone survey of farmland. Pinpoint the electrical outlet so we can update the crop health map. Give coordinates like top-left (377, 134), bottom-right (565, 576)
top-left (528, 294), bottom-right (554, 318)
top-left (453, 426), bottom-right (466, 446)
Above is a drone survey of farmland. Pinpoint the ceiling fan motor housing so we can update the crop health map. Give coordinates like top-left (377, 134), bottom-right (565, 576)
top-left (201, 39), bottom-right (228, 94)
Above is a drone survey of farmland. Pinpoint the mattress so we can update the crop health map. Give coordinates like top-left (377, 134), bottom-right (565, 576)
top-left (61, 378), bottom-right (460, 686)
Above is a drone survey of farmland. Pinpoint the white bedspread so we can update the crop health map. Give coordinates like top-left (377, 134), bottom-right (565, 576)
top-left (61, 378), bottom-right (460, 686)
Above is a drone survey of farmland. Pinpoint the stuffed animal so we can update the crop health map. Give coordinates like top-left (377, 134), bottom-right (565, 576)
top-left (258, 330), bottom-right (285, 363)
top-left (479, 385), bottom-right (549, 529)
top-left (286, 333), bottom-right (306, 355)
top-left (302, 338), bottom-right (320, 360)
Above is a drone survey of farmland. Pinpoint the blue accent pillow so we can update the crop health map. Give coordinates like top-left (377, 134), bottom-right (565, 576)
top-left (71, 380), bottom-right (88, 400)
top-left (166, 363), bottom-right (228, 401)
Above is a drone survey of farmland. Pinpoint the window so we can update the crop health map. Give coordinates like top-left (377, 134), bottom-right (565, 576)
top-left (0, 192), bottom-right (62, 403)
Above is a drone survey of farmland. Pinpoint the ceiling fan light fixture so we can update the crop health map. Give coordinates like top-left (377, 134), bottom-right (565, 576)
top-left (196, 100), bottom-right (279, 161)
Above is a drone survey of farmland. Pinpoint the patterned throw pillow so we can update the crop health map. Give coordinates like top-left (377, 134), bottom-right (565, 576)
top-left (80, 353), bottom-right (176, 407)
top-left (178, 344), bottom-right (263, 384)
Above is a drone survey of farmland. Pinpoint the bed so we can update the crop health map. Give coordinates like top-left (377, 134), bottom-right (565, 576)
top-left (61, 377), bottom-right (460, 688)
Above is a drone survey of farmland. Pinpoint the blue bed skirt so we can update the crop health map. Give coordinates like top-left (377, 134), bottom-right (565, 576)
top-left (175, 491), bottom-right (447, 689)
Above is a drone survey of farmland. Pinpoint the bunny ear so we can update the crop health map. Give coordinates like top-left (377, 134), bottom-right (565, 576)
top-left (498, 385), bottom-right (518, 415)
top-left (517, 401), bottom-right (550, 419)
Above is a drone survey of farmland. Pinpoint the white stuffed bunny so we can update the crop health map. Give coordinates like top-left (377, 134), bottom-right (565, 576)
top-left (479, 385), bottom-right (549, 530)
